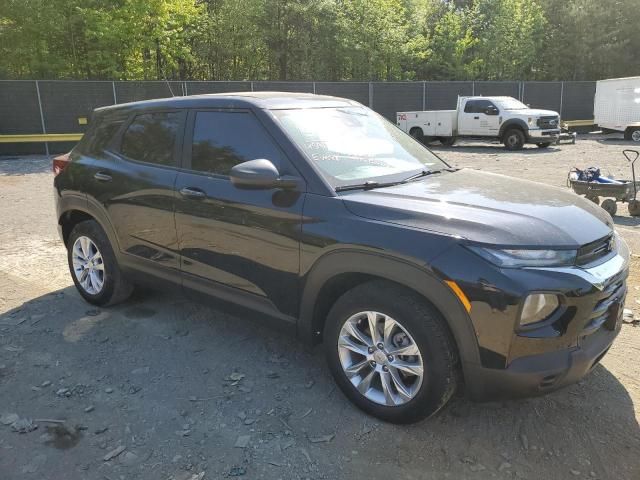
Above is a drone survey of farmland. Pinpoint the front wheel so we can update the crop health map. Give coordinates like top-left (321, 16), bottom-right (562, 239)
top-left (503, 129), bottom-right (525, 150)
top-left (67, 220), bottom-right (133, 306)
top-left (324, 280), bottom-right (458, 424)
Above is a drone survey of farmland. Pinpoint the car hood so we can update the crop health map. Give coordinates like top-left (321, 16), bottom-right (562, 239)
top-left (341, 169), bottom-right (613, 247)
top-left (511, 108), bottom-right (558, 117)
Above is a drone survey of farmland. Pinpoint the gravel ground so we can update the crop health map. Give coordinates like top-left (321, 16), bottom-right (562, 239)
top-left (1, 134), bottom-right (639, 480)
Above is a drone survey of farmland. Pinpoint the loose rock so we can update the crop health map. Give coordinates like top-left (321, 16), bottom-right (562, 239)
top-left (103, 445), bottom-right (126, 461)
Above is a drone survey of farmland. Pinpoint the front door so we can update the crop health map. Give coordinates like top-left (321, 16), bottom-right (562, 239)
top-left (460, 99), bottom-right (501, 136)
top-left (175, 109), bottom-right (305, 318)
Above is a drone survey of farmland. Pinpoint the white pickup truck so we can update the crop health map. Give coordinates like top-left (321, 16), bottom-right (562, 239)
top-left (397, 96), bottom-right (561, 150)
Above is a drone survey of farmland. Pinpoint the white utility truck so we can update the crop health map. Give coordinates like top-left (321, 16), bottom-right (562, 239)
top-left (594, 76), bottom-right (640, 142)
top-left (397, 96), bottom-right (560, 150)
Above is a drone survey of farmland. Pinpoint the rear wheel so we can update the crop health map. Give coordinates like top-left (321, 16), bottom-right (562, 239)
top-left (601, 199), bottom-right (617, 216)
top-left (67, 220), bottom-right (133, 306)
top-left (324, 280), bottom-right (458, 424)
top-left (632, 129), bottom-right (640, 143)
top-left (503, 128), bottom-right (525, 150)
top-left (587, 195), bottom-right (600, 205)
top-left (628, 200), bottom-right (640, 216)
top-left (409, 127), bottom-right (424, 142)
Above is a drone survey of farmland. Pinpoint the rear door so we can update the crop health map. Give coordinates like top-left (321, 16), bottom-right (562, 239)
top-left (89, 110), bottom-right (185, 278)
top-left (174, 109), bottom-right (305, 318)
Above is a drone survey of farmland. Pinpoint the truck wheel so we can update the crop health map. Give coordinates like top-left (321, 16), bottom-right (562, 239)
top-left (601, 199), bottom-right (617, 216)
top-left (439, 136), bottom-right (457, 147)
top-left (631, 128), bottom-right (640, 142)
top-left (503, 129), bottom-right (525, 150)
top-left (536, 142), bottom-right (552, 148)
top-left (324, 280), bottom-right (459, 424)
top-left (586, 195), bottom-right (600, 205)
top-left (628, 200), bottom-right (640, 216)
top-left (409, 127), bottom-right (424, 142)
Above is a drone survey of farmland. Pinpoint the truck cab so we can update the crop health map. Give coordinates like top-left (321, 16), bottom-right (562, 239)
top-left (397, 96), bottom-right (561, 150)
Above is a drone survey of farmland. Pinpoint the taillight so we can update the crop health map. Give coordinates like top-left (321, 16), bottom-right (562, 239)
top-left (53, 153), bottom-right (71, 176)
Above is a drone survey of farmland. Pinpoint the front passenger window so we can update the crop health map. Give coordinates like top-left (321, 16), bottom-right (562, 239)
top-left (190, 111), bottom-right (285, 175)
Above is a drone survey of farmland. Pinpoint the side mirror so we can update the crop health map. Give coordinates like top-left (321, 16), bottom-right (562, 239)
top-left (229, 159), bottom-right (297, 190)
top-left (485, 106), bottom-right (499, 116)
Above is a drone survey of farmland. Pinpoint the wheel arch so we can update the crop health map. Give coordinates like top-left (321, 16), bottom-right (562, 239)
top-left (58, 203), bottom-right (120, 253)
top-left (298, 250), bottom-right (480, 367)
top-left (499, 119), bottom-right (528, 139)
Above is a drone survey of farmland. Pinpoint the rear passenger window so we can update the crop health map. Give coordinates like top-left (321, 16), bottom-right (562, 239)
top-left (85, 120), bottom-right (123, 155)
top-left (190, 111), bottom-right (284, 175)
top-left (120, 112), bottom-right (181, 166)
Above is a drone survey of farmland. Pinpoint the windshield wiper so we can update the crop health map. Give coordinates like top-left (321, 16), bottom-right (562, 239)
top-left (400, 167), bottom-right (458, 183)
top-left (335, 180), bottom-right (398, 192)
top-left (335, 168), bottom-right (458, 192)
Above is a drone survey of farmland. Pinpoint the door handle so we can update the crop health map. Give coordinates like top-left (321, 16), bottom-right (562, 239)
top-left (180, 187), bottom-right (206, 199)
top-left (473, 116), bottom-right (480, 120)
top-left (94, 172), bottom-right (112, 182)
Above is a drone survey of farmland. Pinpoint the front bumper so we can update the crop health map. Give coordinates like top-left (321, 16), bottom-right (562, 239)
top-left (464, 246), bottom-right (628, 401)
top-left (527, 128), bottom-right (560, 142)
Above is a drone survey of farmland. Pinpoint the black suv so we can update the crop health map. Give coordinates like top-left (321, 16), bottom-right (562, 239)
top-left (54, 92), bottom-right (628, 423)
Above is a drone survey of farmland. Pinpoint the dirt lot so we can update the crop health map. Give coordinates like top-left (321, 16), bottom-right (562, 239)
top-left (1, 135), bottom-right (639, 480)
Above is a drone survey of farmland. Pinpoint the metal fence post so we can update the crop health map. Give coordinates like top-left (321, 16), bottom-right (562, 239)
top-left (112, 81), bottom-right (118, 104)
top-left (34, 80), bottom-right (49, 157)
top-left (368, 82), bottom-right (373, 108)
top-left (422, 81), bottom-right (426, 110)
top-left (312, 81), bottom-right (316, 94)
top-left (472, 81), bottom-right (475, 96)
top-left (560, 81), bottom-right (565, 119)
top-left (250, 81), bottom-right (254, 92)
top-left (521, 81), bottom-right (525, 102)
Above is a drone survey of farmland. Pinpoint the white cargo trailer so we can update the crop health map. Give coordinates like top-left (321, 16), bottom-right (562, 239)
top-left (594, 76), bottom-right (640, 141)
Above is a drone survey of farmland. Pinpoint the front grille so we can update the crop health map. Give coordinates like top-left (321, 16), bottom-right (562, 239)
top-left (537, 116), bottom-right (559, 129)
top-left (576, 234), bottom-right (614, 265)
top-left (582, 277), bottom-right (625, 336)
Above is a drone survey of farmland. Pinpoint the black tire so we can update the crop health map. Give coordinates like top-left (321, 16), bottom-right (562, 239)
top-left (503, 128), bottom-right (525, 150)
top-left (67, 220), bottom-right (133, 306)
top-left (409, 127), bottom-right (424, 142)
top-left (536, 142), bottom-right (552, 148)
top-left (323, 280), bottom-right (459, 424)
top-left (438, 136), bottom-right (457, 147)
top-left (629, 128), bottom-right (640, 143)
top-left (587, 195), bottom-right (600, 205)
top-left (601, 198), bottom-right (617, 216)
top-left (628, 200), bottom-right (640, 216)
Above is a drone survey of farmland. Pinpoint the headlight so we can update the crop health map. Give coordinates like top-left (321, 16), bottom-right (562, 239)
top-left (468, 246), bottom-right (577, 267)
top-left (528, 117), bottom-right (534, 126)
top-left (520, 293), bottom-right (559, 326)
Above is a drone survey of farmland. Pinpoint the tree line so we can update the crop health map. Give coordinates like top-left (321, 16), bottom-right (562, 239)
top-left (1, 0), bottom-right (638, 82)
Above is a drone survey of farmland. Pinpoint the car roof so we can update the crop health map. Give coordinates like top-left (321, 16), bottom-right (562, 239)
top-left (95, 91), bottom-right (361, 114)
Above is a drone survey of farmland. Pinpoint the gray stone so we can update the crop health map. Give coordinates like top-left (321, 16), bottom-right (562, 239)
top-left (103, 445), bottom-right (126, 461)
top-left (234, 435), bottom-right (251, 448)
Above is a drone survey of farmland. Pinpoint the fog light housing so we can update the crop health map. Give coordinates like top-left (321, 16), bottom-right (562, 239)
top-left (520, 293), bottom-right (559, 327)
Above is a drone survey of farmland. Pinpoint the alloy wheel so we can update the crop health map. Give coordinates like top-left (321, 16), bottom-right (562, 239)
top-left (632, 130), bottom-right (640, 142)
top-left (337, 311), bottom-right (424, 406)
top-left (72, 236), bottom-right (105, 295)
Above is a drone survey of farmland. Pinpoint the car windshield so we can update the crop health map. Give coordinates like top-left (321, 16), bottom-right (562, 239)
top-left (493, 97), bottom-right (529, 110)
top-left (272, 106), bottom-right (449, 188)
